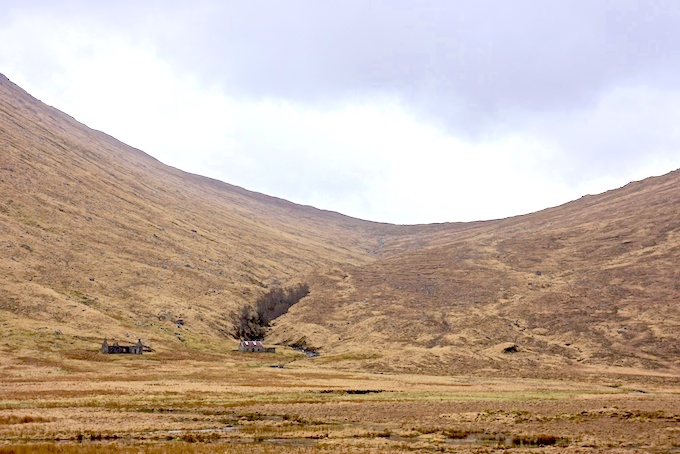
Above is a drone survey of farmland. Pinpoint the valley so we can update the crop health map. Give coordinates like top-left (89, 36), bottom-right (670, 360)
top-left (1, 73), bottom-right (679, 451)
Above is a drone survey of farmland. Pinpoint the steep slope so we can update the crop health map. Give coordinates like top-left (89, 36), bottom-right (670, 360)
top-left (270, 171), bottom-right (680, 377)
top-left (0, 74), bottom-right (416, 356)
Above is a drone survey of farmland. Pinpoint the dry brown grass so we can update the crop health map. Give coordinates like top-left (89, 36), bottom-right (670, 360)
top-left (2, 444), bottom-right (422, 454)
top-left (268, 169), bottom-right (680, 376)
top-left (0, 353), bottom-right (678, 452)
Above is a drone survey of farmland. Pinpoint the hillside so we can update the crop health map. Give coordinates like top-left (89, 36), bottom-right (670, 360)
top-left (271, 172), bottom-right (680, 377)
top-left (1, 73), bottom-right (678, 379)
top-left (0, 73), bottom-right (412, 357)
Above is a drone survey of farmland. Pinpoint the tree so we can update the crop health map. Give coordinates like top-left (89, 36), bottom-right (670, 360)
top-left (231, 283), bottom-right (310, 340)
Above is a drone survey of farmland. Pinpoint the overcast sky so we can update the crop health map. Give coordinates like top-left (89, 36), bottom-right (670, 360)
top-left (2, 1), bottom-right (680, 224)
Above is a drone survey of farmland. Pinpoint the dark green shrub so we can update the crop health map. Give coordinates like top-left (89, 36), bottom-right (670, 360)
top-left (232, 283), bottom-right (309, 340)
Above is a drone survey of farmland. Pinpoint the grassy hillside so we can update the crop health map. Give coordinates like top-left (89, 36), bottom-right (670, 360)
top-left (0, 73), bottom-right (407, 358)
top-left (1, 73), bottom-right (678, 379)
top-left (271, 171), bottom-right (680, 376)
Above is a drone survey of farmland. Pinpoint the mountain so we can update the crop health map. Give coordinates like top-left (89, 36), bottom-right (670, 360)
top-left (0, 73), bottom-right (399, 354)
top-left (1, 73), bottom-right (678, 378)
top-left (272, 171), bottom-right (680, 378)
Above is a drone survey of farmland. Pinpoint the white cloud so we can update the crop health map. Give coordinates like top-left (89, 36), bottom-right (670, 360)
top-left (0, 12), bottom-right (238, 174)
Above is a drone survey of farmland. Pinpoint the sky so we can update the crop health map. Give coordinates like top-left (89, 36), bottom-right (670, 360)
top-left (1, 1), bottom-right (680, 224)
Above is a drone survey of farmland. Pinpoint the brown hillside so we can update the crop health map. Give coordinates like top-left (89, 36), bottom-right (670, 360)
top-left (0, 73), bottom-right (412, 356)
top-left (1, 73), bottom-right (678, 379)
top-left (271, 172), bottom-right (680, 377)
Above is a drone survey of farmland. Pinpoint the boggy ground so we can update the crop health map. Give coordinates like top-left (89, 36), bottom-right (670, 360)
top-left (0, 348), bottom-right (678, 453)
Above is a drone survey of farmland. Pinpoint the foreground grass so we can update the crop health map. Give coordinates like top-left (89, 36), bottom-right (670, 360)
top-left (0, 353), bottom-right (678, 453)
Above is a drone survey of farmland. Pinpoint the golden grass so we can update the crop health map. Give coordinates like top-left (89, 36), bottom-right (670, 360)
top-left (0, 354), bottom-right (678, 452)
top-left (0, 444), bottom-right (412, 454)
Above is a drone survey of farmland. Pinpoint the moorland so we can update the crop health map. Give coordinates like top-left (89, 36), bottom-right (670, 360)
top-left (0, 73), bottom-right (678, 452)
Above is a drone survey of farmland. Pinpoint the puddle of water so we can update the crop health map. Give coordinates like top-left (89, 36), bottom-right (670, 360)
top-left (163, 425), bottom-right (564, 449)
top-left (447, 433), bottom-right (568, 448)
top-left (165, 427), bottom-right (315, 447)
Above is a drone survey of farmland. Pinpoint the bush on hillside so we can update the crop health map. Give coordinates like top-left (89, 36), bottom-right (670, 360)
top-left (231, 283), bottom-right (309, 340)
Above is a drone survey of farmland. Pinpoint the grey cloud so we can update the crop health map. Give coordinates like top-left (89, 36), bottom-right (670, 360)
top-left (8, 0), bottom-right (680, 127)
top-left (148, 1), bottom-right (680, 123)
top-left (519, 89), bottom-right (680, 183)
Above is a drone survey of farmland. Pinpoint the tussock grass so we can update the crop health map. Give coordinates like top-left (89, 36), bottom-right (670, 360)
top-left (0, 415), bottom-right (50, 425)
top-left (0, 332), bottom-right (678, 451)
top-left (0, 444), bottom-right (447, 454)
top-left (511, 434), bottom-right (570, 447)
